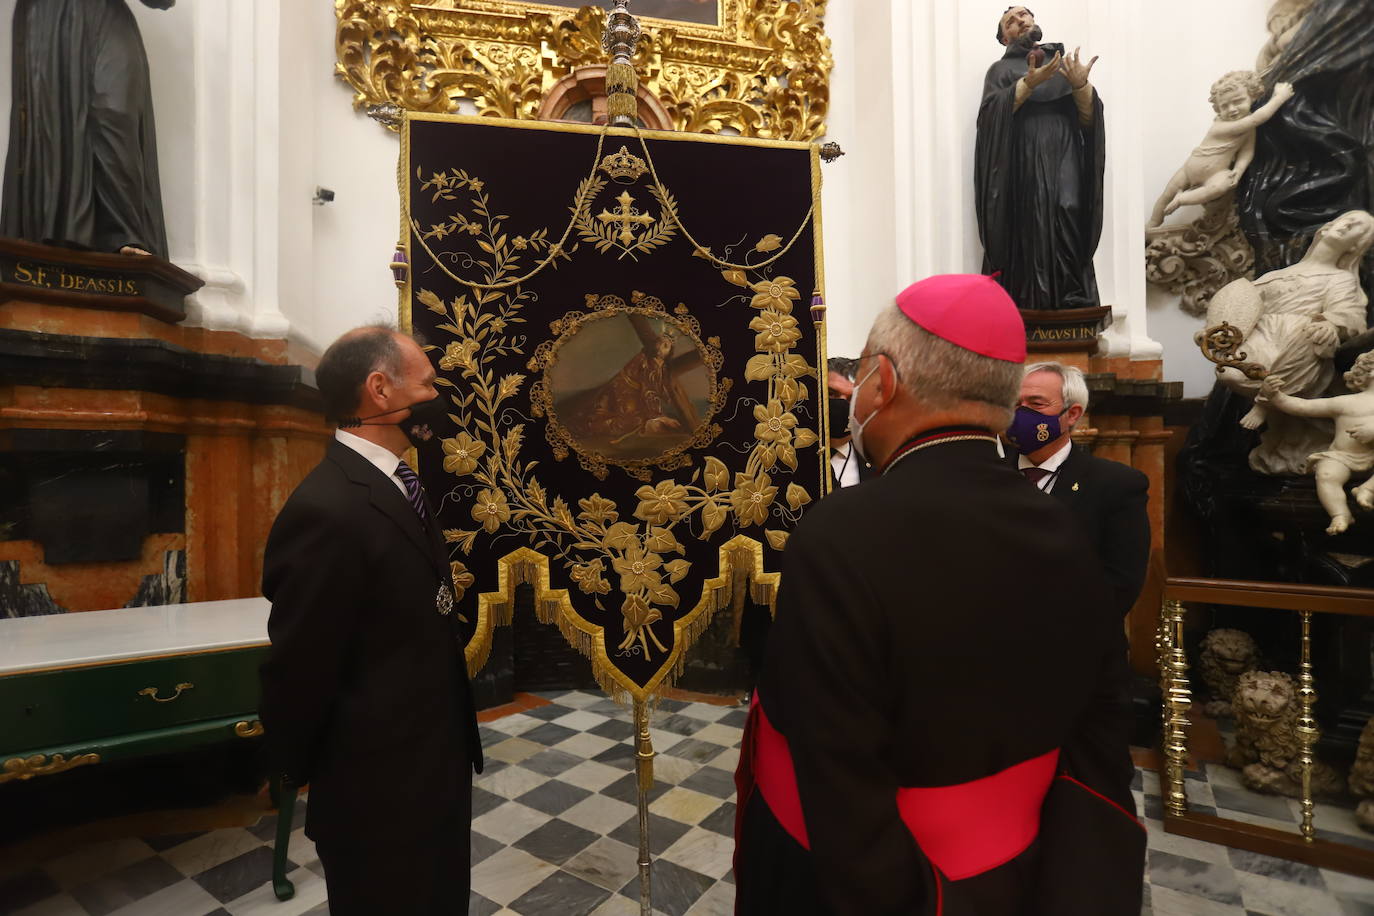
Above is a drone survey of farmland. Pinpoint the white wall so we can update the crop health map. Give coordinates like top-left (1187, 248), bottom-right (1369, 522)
top-left (307, 0), bottom-right (404, 349)
top-left (0, 0), bottom-right (1273, 389)
top-left (1141, 1), bottom-right (1270, 396)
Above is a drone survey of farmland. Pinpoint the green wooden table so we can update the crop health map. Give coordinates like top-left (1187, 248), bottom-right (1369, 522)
top-left (0, 598), bottom-right (296, 900)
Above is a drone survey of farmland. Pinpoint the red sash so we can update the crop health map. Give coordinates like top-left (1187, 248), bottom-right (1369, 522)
top-left (745, 696), bottom-right (1058, 880)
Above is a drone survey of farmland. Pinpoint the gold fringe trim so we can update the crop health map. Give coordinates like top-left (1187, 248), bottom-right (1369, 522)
top-left (466, 537), bottom-right (780, 703)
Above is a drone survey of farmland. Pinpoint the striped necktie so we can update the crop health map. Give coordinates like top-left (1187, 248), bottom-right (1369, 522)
top-left (394, 461), bottom-right (429, 522)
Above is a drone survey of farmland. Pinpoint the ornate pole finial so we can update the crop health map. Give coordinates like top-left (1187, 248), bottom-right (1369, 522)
top-left (602, 0), bottom-right (642, 127)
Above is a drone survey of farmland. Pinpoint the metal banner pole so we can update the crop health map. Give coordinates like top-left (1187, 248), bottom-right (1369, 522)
top-left (634, 698), bottom-right (655, 914)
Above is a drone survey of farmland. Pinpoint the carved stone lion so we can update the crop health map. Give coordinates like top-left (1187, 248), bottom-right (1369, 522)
top-left (1226, 670), bottom-right (1342, 798)
top-left (1198, 628), bottom-right (1260, 717)
top-left (1351, 717), bottom-right (1374, 830)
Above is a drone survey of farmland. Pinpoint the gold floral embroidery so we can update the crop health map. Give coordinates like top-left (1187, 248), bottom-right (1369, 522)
top-left (442, 432), bottom-right (486, 476)
top-left (634, 481), bottom-right (690, 526)
top-left (471, 488), bottom-right (510, 533)
top-left (729, 473), bottom-right (778, 527)
top-left (749, 277), bottom-right (801, 313)
top-left (613, 544), bottom-right (664, 594)
top-left (417, 166), bottom-right (817, 669)
top-left (750, 311), bottom-right (802, 353)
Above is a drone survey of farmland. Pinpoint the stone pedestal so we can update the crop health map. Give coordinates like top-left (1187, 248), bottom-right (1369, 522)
top-left (1022, 306), bottom-right (1114, 359)
top-left (1, 241), bottom-right (328, 613)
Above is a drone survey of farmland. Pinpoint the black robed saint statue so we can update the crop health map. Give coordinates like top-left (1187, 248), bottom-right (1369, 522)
top-left (2, 0), bottom-right (172, 258)
top-left (975, 7), bottom-right (1106, 312)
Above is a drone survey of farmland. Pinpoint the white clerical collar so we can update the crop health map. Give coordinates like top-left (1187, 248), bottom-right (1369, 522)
top-left (832, 441), bottom-right (851, 461)
top-left (1018, 440), bottom-right (1072, 473)
top-left (335, 428), bottom-right (403, 480)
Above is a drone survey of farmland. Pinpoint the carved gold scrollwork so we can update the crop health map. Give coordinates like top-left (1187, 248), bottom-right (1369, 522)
top-left (0, 752), bottom-right (101, 784)
top-left (1197, 321), bottom-right (1269, 381)
top-left (235, 720), bottom-right (266, 739)
top-left (334, 0), bottom-right (832, 141)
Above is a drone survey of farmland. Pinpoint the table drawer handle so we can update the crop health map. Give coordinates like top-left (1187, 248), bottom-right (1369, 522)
top-left (137, 682), bottom-right (195, 703)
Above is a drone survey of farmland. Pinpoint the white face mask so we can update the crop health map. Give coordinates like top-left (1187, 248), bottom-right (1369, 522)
top-left (847, 362), bottom-right (882, 464)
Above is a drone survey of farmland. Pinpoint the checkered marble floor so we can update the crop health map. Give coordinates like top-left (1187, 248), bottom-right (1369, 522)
top-left (4, 689), bottom-right (1374, 915)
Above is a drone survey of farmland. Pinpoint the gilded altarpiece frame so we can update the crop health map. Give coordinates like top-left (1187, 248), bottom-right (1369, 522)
top-left (400, 114), bottom-right (827, 702)
top-left (334, 0), bottom-right (832, 141)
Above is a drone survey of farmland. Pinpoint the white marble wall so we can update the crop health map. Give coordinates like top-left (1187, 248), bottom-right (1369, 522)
top-left (0, 1), bottom-right (1272, 391)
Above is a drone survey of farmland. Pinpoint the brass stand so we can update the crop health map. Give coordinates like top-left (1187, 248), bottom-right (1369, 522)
top-left (1297, 610), bottom-right (1318, 842)
top-left (810, 292), bottom-right (830, 495)
top-left (633, 699), bottom-right (655, 915)
top-left (1159, 597), bottom-right (1191, 818)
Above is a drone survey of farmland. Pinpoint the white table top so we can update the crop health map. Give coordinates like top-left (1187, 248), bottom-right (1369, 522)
top-left (0, 598), bottom-right (270, 676)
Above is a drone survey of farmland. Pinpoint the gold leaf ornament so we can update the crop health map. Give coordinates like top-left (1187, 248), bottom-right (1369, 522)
top-left (785, 483), bottom-right (812, 511)
top-left (419, 288), bottom-right (446, 315)
top-left (755, 234), bottom-right (784, 253)
top-left (663, 559), bottom-right (691, 583)
top-left (703, 456), bottom-right (730, 492)
top-left (449, 561), bottom-right (476, 600)
top-left (619, 595), bottom-right (668, 655)
top-left (603, 521), bottom-right (641, 551)
top-left (765, 530), bottom-right (790, 550)
top-left (335, 1), bottom-right (833, 142)
top-left (701, 498), bottom-right (727, 534)
top-left (745, 354), bottom-right (776, 383)
top-left (645, 526), bottom-right (683, 555)
top-left (722, 269), bottom-right (750, 288)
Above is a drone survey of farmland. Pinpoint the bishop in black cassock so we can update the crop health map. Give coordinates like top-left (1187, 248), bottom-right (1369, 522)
top-left (733, 275), bottom-right (1145, 916)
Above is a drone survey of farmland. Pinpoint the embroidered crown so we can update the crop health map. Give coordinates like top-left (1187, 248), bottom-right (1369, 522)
top-left (599, 145), bottom-right (649, 183)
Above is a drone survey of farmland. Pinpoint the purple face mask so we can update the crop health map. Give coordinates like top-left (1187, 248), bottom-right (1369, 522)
top-left (1005, 405), bottom-right (1064, 455)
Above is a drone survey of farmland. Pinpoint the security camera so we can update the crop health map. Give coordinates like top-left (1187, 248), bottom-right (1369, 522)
top-left (313, 187), bottom-right (336, 206)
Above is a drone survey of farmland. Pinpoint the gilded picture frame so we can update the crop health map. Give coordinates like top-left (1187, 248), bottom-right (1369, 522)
top-left (334, 0), bottom-right (833, 141)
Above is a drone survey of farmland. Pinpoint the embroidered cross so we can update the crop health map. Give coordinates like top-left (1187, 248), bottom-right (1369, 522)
top-left (597, 191), bottom-right (656, 246)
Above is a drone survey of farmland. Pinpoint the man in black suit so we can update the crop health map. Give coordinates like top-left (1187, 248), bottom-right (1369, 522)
top-left (259, 325), bottom-right (482, 915)
top-left (1007, 361), bottom-right (1150, 617)
top-left (825, 357), bottom-right (874, 490)
top-left (1006, 360), bottom-right (1150, 833)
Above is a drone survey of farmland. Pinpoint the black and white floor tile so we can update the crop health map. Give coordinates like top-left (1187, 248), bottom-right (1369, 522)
top-left (3, 690), bottom-right (1374, 915)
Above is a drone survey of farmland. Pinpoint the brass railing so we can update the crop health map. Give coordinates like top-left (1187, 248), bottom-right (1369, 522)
top-left (1159, 577), bottom-right (1374, 878)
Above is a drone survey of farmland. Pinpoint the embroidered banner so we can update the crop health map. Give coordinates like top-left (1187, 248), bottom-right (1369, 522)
top-left (402, 114), bottom-right (825, 700)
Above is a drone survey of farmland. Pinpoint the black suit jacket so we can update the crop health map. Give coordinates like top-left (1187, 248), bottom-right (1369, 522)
top-left (1042, 445), bottom-right (1151, 618)
top-left (259, 439), bottom-right (482, 840)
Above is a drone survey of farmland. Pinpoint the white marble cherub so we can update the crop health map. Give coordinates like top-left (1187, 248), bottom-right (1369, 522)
top-left (1147, 74), bottom-right (1294, 229)
top-left (1256, 351), bottom-right (1374, 535)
